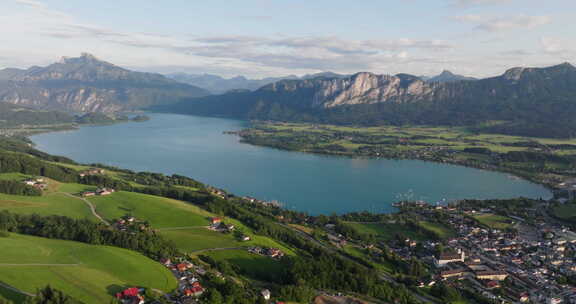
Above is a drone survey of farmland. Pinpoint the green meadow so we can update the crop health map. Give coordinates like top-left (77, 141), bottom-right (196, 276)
top-left (200, 249), bottom-right (285, 281)
top-left (0, 233), bottom-right (176, 303)
top-left (0, 192), bottom-right (96, 220)
top-left (89, 191), bottom-right (210, 228)
top-left (473, 214), bottom-right (514, 230)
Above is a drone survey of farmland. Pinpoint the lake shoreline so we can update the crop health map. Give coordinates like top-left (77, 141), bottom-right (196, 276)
top-left (28, 113), bottom-right (552, 214)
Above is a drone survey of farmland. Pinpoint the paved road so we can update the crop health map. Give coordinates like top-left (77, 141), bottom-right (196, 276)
top-left (58, 192), bottom-right (110, 226)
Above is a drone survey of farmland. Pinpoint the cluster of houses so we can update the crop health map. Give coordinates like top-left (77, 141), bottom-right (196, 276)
top-left (22, 177), bottom-right (47, 190)
top-left (81, 187), bottom-right (115, 197)
top-left (114, 215), bottom-right (149, 232)
top-left (208, 217), bottom-right (236, 233)
top-left (161, 259), bottom-right (207, 303)
top-left (78, 168), bottom-right (105, 177)
top-left (241, 196), bottom-right (283, 208)
top-left (248, 247), bottom-right (285, 259)
top-left (207, 186), bottom-right (228, 199)
top-left (390, 202), bottom-right (576, 304)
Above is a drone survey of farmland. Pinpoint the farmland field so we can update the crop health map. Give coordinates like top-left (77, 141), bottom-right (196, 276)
top-left (0, 233), bottom-right (176, 303)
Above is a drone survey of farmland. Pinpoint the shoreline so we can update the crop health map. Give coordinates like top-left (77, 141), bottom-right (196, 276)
top-left (23, 114), bottom-right (554, 214)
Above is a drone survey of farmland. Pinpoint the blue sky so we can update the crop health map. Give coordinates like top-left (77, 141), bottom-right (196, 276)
top-left (1, 0), bottom-right (574, 78)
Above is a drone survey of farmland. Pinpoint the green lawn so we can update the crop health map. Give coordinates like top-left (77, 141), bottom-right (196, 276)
top-left (553, 202), bottom-right (576, 222)
top-left (159, 227), bottom-right (294, 255)
top-left (418, 221), bottom-right (456, 239)
top-left (89, 191), bottom-right (210, 228)
top-left (473, 214), bottom-right (514, 229)
top-left (201, 249), bottom-right (285, 281)
top-left (159, 228), bottom-right (242, 252)
top-left (346, 222), bottom-right (428, 241)
top-left (0, 233), bottom-right (176, 304)
top-left (0, 173), bottom-right (30, 181)
top-left (0, 192), bottom-right (97, 221)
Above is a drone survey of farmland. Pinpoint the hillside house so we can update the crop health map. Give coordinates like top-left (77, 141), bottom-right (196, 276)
top-left (210, 217), bottom-right (222, 225)
top-left (81, 191), bottom-right (96, 197)
top-left (23, 178), bottom-right (47, 191)
top-left (96, 188), bottom-right (115, 195)
top-left (79, 168), bottom-right (105, 177)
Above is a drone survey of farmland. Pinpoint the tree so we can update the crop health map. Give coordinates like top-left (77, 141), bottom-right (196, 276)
top-left (205, 289), bottom-right (223, 304)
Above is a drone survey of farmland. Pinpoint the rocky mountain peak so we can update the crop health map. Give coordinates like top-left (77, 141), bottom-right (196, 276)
top-left (502, 67), bottom-right (527, 81)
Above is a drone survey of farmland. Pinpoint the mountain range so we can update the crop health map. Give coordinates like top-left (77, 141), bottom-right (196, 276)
top-left (0, 53), bottom-right (209, 113)
top-left (167, 70), bottom-right (471, 94)
top-left (163, 62), bottom-right (576, 138)
top-left (166, 71), bottom-right (347, 94)
top-left (420, 70), bottom-right (477, 83)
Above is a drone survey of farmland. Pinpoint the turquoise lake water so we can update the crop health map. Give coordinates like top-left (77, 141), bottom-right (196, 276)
top-left (30, 113), bottom-right (551, 215)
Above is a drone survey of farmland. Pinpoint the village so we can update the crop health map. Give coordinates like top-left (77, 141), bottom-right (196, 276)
top-left (382, 200), bottom-right (576, 304)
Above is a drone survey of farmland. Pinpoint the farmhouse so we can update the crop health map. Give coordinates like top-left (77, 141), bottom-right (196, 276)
top-left (23, 178), bottom-right (47, 191)
top-left (96, 187), bottom-right (115, 195)
top-left (81, 191), bottom-right (96, 197)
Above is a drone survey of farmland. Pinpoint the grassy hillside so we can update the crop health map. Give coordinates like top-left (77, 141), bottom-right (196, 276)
top-left (90, 191), bottom-right (210, 228)
top-left (0, 233), bottom-right (177, 303)
top-left (0, 172), bottom-right (293, 257)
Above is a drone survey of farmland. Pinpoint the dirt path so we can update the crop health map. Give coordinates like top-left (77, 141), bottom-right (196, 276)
top-left (58, 192), bottom-right (110, 226)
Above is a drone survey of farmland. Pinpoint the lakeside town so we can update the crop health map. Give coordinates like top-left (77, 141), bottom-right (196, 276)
top-left (350, 199), bottom-right (576, 304)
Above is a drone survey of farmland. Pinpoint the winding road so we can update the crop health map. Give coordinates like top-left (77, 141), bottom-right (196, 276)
top-left (58, 192), bottom-right (110, 226)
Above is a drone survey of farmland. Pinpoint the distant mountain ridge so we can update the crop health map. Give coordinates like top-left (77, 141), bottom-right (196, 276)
top-left (167, 71), bottom-right (346, 94)
top-left (0, 53), bottom-right (209, 113)
top-left (421, 70), bottom-right (477, 83)
top-left (164, 62), bottom-right (576, 138)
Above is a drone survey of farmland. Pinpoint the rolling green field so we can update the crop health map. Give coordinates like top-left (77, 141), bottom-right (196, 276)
top-left (418, 221), bottom-right (456, 239)
top-left (89, 191), bottom-right (210, 228)
top-left (0, 192), bottom-right (97, 220)
top-left (346, 222), bottom-right (429, 241)
top-left (0, 233), bottom-right (177, 303)
top-left (473, 214), bottom-right (514, 229)
top-left (200, 249), bottom-right (286, 281)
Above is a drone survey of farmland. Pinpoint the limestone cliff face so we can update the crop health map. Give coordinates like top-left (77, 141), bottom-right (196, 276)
top-left (261, 72), bottom-right (439, 108)
top-left (0, 53), bottom-right (209, 113)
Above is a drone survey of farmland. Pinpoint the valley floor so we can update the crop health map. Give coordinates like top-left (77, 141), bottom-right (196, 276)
top-left (236, 122), bottom-right (576, 192)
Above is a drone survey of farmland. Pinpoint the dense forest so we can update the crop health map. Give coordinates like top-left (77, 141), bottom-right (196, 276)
top-left (0, 103), bottom-right (74, 128)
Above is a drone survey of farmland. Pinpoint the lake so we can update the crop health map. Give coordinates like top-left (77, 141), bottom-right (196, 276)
top-left (30, 113), bottom-right (551, 215)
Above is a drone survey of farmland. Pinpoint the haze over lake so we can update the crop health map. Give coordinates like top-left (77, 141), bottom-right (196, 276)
top-left (31, 113), bottom-right (551, 215)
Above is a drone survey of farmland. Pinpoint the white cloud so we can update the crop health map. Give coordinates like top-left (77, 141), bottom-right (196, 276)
top-left (454, 14), bottom-right (551, 32)
top-left (539, 37), bottom-right (575, 56)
